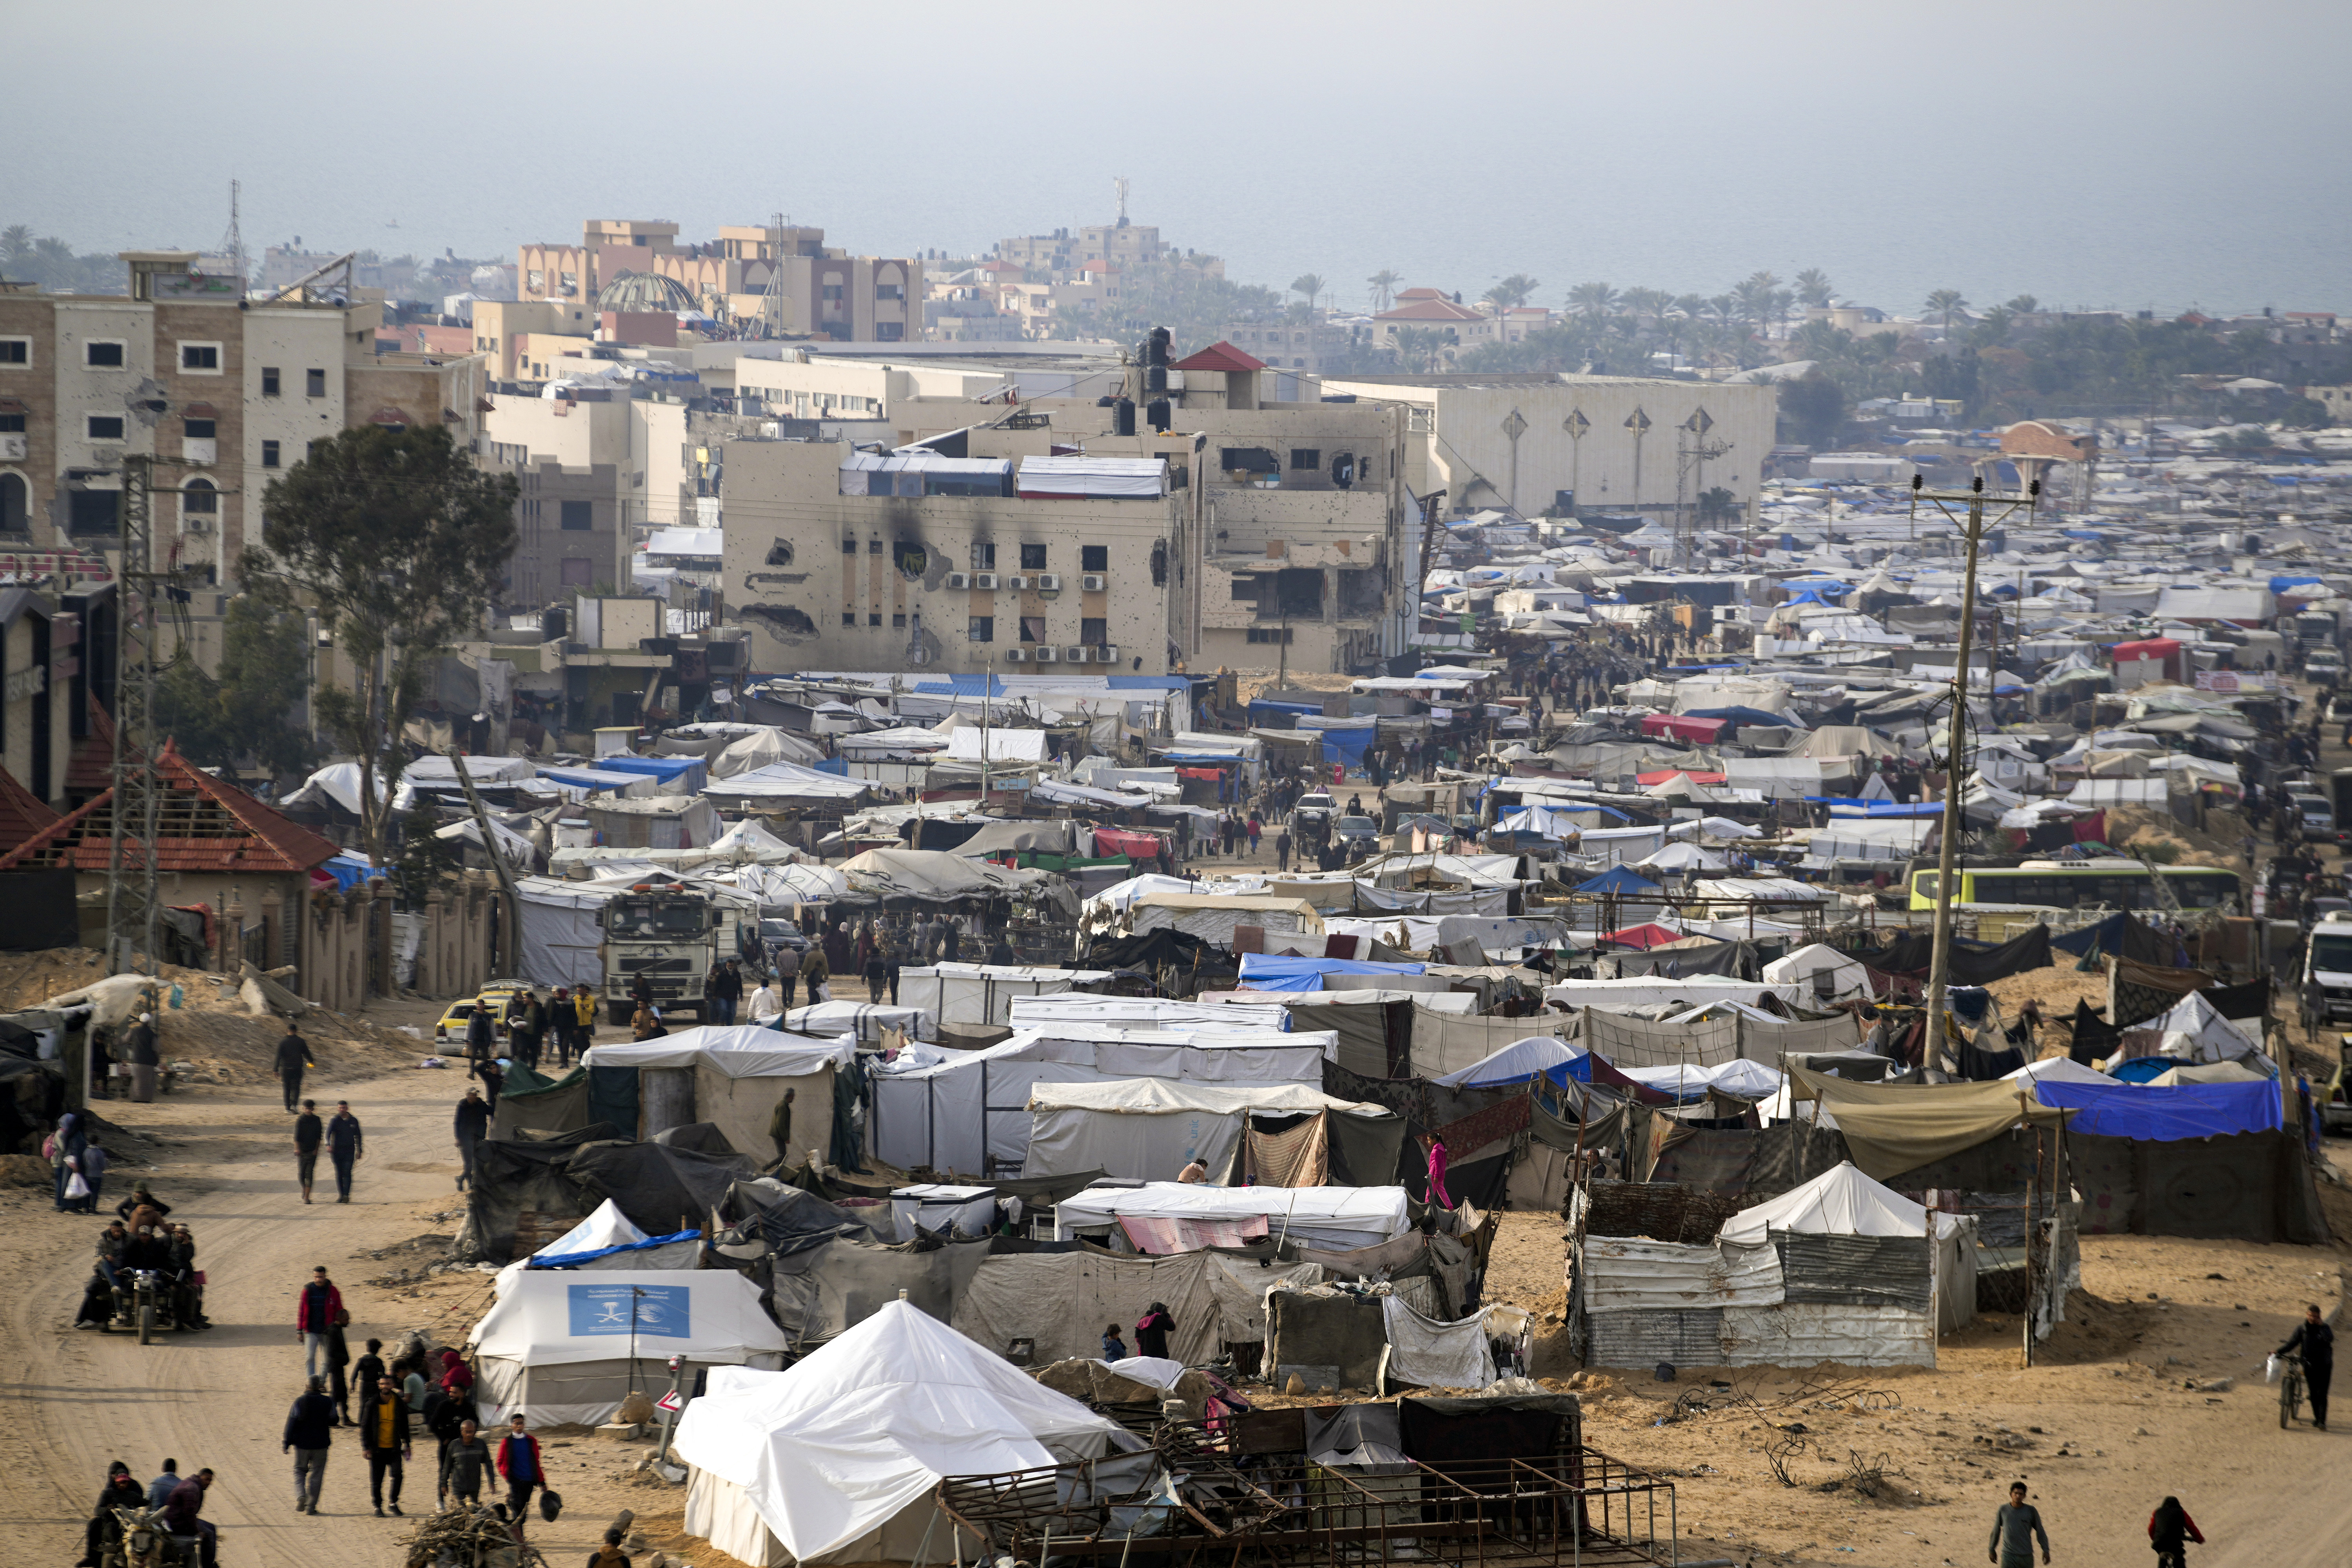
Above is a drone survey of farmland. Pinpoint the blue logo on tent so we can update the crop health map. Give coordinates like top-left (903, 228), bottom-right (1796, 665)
top-left (567, 1282), bottom-right (691, 1338)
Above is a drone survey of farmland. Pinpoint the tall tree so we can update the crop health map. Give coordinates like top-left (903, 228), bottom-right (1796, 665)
top-left (238, 424), bottom-right (517, 863)
top-left (1289, 274), bottom-right (1326, 308)
top-left (155, 598), bottom-right (317, 775)
top-left (1366, 269), bottom-right (1401, 312)
top-left (1483, 273), bottom-right (1541, 312)
top-left (1567, 281), bottom-right (1618, 319)
top-left (1393, 326), bottom-right (1451, 372)
top-left (0, 225), bottom-right (32, 270)
top-left (1926, 288), bottom-right (1969, 334)
top-left (2005, 294), bottom-right (2040, 315)
top-left (1794, 268), bottom-right (1833, 308)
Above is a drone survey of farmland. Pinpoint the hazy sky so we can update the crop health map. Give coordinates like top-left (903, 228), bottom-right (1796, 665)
top-left (16, 0), bottom-right (2350, 317)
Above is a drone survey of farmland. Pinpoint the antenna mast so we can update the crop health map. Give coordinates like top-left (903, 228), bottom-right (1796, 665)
top-left (755, 210), bottom-right (789, 340)
top-left (217, 179), bottom-right (247, 290)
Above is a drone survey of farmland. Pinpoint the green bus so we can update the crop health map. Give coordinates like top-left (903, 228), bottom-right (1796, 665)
top-left (1907, 862), bottom-right (2241, 911)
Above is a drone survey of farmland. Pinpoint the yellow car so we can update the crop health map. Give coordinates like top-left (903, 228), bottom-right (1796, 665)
top-left (436, 980), bottom-right (534, 1047)
top-left (434, 996), bottom-right (481, 1046)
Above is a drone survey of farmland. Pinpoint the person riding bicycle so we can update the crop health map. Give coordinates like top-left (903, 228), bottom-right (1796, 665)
top-left (2276, 1303), bottom-right (2334, 1430)
top-left (2147, 1496), bottom-right (2203, 1565)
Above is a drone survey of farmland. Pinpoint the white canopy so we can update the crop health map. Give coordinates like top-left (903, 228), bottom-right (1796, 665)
top-left (1054, 1181), bottom-right (1412, 1250)
top-left (1617, 1058), bottom-right (1786, 1100)
top-left (1761, 943), bottom-right (1873, 998)
top-left (1634, 842), bottom-right (1728, 872)
top-left (1024, 1079), bottom-right (1390, 1180)
top-left (672, 1300), bottom-right (1126, 1564)
top-left (1432, 1035), bottom-right (1583, 1088)
top-left (1666, 815), bottom-right (1760, 840)
top-left (2151, 989), bottom-right (2262, 1062)
top-left (2002, 1056), bottom-right (2111, 1086)
top-left (468, 1267), bottom-right (791, 1371)
top-left (583, 1027), bottom-right (855, 1076)
top-left (706, 761), bottom-right (873, 802)
top-left (1718, 1161), bottom-right (1926, 1246)
top-left (1025, 1080), bottom-right (1382, 1116)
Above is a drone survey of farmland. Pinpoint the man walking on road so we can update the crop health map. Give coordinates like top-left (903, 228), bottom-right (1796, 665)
top-left (454, 1087), bottom-right (490, 1191)
top-left (276, 1025), bottom-right (312, 1113)
top-left (442, 1417), bottom-right (490, 1509)
top-left (327, 1101), bottom-right (363, 1202)
top-left (2277, 1302), bottom-right (2335, 1429)
top-left (283, 1374), bottom-right (337, 1514)
top-left (1988, 1481), bottom-right (2051, 1568)
top-left (358, 1373), bottom-right (412, 1516)
top-left (293, 1099), bottom-right (323, 1203)
top-left (298, 1265), bottom-right (343, 1379)
top-left (495, 1412), bottom-right (543, 1524)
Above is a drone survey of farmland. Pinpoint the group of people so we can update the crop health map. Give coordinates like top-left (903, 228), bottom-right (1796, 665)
top-left (78, 1460), bottom-right (216, 1568)
top-left (73, 1183), bottom-right (207, 1332)
top-left (289, 1093), bottom-right (365, 1203)
top-left (1098, 1301), bottom-right (1178, 1363)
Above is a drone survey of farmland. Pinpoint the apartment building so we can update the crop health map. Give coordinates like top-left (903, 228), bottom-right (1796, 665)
top-left (0, 252), bottom-right (479, 592)
top-left (478, 388), bottom-right (696, 606)
top-left (1317, 371), bottom-right (1778, 521)
top-left (516, 219), bottom-right (922, 343)
top-left (716, 338), bottom-right (1412, 678)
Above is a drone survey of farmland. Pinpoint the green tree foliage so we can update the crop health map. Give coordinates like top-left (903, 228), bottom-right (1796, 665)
top-left (1366, 269), bottom-right (1401, 312)
top-left (0, 223), bottom-right (129, 293)
top-left (1484, 274), bottom-right (1541, 311)
top-left (2214, 425), bottom-right (2274, 451)
top-left (154, 599), bottom-right (317, 775)
top-left (1779, 370), bottom-right (1849, 446)
top-left (238, 424), bottom-right (517, 864)
top-left (2280, 396), bottom-right (2332, 430)
top-left (1794, 269), bottom-right (1833, 308)
top-left (1289, 274), bottom-right (1326, 306)
top-left (1697, 486), bottom-right (1740, 524)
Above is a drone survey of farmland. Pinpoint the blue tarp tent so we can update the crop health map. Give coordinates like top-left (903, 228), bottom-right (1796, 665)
top-left (1235, 953), bottom-right (1425, 992)
top-left (1312, 725), bottom-right (1376, 774)
top-left (1684, 705), bottom-right (1802, 729)
top-left (1823, 800), bottom-right (1944, 818)
top-left (2271, 575), bottom-right (2325, 594)
top-left (1247, 699), bottom-right (1326, 719)
top-left (319, 853), bottom-right (378, 893)
top-left (598, 754), bottom-right (709, 794)
top-left (528, 1229), bottom-right (704, 1270)
top-left (2034, 1078), bottom-right (2281, 1138)
top-left (1574, 866), bottom-right (1662, 896)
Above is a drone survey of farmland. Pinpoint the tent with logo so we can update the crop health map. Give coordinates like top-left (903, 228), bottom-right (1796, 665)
top-left (465, 1267), bottom-right (792, 1426)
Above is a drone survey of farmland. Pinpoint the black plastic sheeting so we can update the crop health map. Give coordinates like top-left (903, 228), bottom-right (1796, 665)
top-left (1398, 1393), bottom-right (1581, 1473)
top-left (1646, 1120), bottom-right (1850, 1203)
top-left (720, 1177), bottom-right (887, 1256)
top-left (568, 1135), bottom-right (760, 1237)
top-left (587, 1067), bottom-right (640, 1139)
top-left (1071, 927), bottom-right (1237, 987)
top-left (1839, 923), bottom-right (2053, 984)
top-left (1266, 1289), bottom-right (1388, 1389)
top-left (769, 1233), bottom-right (994, 1343)
top-left (2068, 1001), bottom-right (2124, 1065)
top-left (460, 1123), bottom-right (624, 1262)
top-left (0, 870), bottom-right (79, 952)
top-left (2052, 911), bottom-right (2173, 965)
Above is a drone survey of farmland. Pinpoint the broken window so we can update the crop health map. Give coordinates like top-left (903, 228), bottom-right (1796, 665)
top-left (1020, 616), bottom-right (1047, 643)
top-left (970, 541), bottom-right (996, 570)
top-left (766, 539), bottom-right (795, 566)
top-left (1150, 539), bottom-right (1168, 587)
top-left (1220, 446), bottom-right (1279, 473)
top-left (969, 616), bottom-right (995, 642)
top-left (1020, 543), bottom-right (1047, 570)
top-left (1081, 617), bottom-right (1106, 646)
top-left (1271, 567), bottom-right (1323, 618)
top-left (894, 540), bottom-right (926, 579)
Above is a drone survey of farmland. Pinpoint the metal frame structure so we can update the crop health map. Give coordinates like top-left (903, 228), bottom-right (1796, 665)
top-left (936, 1448), bottom-right (1679, 1568)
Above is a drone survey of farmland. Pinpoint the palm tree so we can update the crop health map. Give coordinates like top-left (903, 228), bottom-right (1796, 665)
top-left (1619, 287), bottom-right (1672, 333)
top-left (1925, 289), bottom-right (1968, 334)
top-left (2005, 294), bottom-right (2039, 315)
top-left (0, 225), bottom-right (33, 270)
top-left (1567, 281), bottom-right (1618, 319)
top-left (1290, 274), bottom-right (1326, 309)
top-left (1367, 269), bottom-right (1401, 312)
top-left (31, 237), bottom-right (75, 289)
top-left (1394, 326), bottom-right (1449, 372)
top-left (1482, 273), bottom-right (1540, 312)
top-left (1794, 268), bottom-right (1833, 308)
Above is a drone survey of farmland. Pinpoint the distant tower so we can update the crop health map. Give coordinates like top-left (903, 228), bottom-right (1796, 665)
top-left (217, 179), bottom-right (247, 287)
top-left (1113, 176), bottom-right (1130, 229)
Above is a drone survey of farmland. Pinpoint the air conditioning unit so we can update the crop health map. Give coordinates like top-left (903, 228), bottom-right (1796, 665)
top-left (1005, 574), bottom-right (1030, 591)
top-left (1081, 573), bottom-right (1107, 592)
top-left (1034, 573), bottom-right (1062, 592)
top-left (972, 572), bottom-right (998, 590)
top-left (1063, 646), bottom-right (1088, 664)
top-left (1002, 647), bottom-right (1027, 663)
top-left (946, 572), bottom-right (969, 590)
top-left (0, 434), bottom-right (25, 461)
top-left (1032, 646), bottom-right (1057, 663)
top-left (182, 516), bottom-right (212, 534)
top-left (1098, 645), bottom-right (1120, 664)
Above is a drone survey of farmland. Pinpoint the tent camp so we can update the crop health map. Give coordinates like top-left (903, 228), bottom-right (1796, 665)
top-left (1022, 1079), bottom-right (1396, 1181)
top-left (583, 1030), bottom-right (854, 1160)
top-left (869, 1027), bottom-right (1332, 1178)
top-left (1761, 943), bottom-right (1873, 1002)
top-left (492, 1198), bottom-right (701, 1296)
top-left (467, 1267), bottom-right (791, 1426)
top-left (895, 962), bottom-right (1116, 1030)
top-left (674, 1300), bottom-right (1134, 1566)
top-left (1054, 1181), bottom-right (1413, 1252)
top-left (1128, 893), bottom-right (1325, 947)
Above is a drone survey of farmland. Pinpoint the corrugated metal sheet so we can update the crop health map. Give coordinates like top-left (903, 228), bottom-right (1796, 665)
top-left (1720, 1303), bottom-right (1934, 1368)
top-left (1581, 1237), bottom-right (1783, 1311)
top-left (1587, 1307), bottom-right (1724, 1369)
top-left (1775, 1233), bottom-right (1933, 1313)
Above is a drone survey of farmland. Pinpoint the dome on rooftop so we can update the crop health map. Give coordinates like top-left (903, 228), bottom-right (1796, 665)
top-left (595, 270), bottom-right (696, 314)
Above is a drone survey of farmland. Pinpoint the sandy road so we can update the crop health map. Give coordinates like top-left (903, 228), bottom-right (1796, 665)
top-left (0, 1059), bottom-right (621, 1568)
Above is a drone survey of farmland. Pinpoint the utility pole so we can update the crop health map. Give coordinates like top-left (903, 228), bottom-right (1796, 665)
top-left (106, 456), bottom-right (165, 976)
top-left (448, 747), bottom-right (523, 978)
top-left (1915, 474), bottom-right (2040, 1080)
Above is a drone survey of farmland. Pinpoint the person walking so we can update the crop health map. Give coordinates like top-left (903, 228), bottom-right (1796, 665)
top-left (748, 972), bottom-right (784, 1025)
top-left (1275, 828), bottom-right (1292, 873)
top-left (572, 984), bottom-right (598, 1056)
top-left (276, 1025), bottom-right (312, 1114)
top-left (1134, 1301), bottom-right (1175, 1359)
top-left (2277, 1303), bottom-right (2334, 1429)
top-left (294, 1099), bottom-right (323, 1204)
top-left (441, 1418), bottom-right (491, 1510)
top-left (71, 1133), bottom-right (107, 1215)
top-left (354, 1339), bottom-right (388, 1409)
top-left (547, 988), bottom-right (574, 1067)
top-left (1246, 813), bottom-right (1262, 857)
top-left (1987, 1481), bottom-right (2051, 1568)
top-left (1100, 1322), bottom-right (1128, 1361)
top-left (718, 958), bottom-right (746, 1024)
top-left (705, 961), bottom-right (737, 1025)
top-left (358, 1373), bottom-right (412, 1516)
top-left (124, 1012), bottom-right (160, 1103)
top-left (799, 941), bottom-right (830, 1005)
top-left (942, 916), bottom-right (962, 963)
top-left (326, 1316), bottom-right (354, 1424)
top-left (298, 1266), bottom-right (344, 1379)
top-left (495, 1412), bottom-right (543, 1524)
top-left (49, 1112), bottom-right (85, 1212)
top-left (283, 1374), bottom-right (337, 1514)
top-left (327, 1101), bottom-right (364, 1203)
top-left (454, 1088), bottom-right (490, 1192)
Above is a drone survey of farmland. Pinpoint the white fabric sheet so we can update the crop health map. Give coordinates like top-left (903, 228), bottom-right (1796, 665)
top-left (1054, 1182), bottom-right (1410, 1251)
top-left (1380, 1296), bottom-right (1496, 1390)
top-left (1717, 1161), bottom-right (1927, 1247)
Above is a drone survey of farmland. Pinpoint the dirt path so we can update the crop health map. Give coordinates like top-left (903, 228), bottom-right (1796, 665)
top-left (0, 1046), bottom-right (630, 1568)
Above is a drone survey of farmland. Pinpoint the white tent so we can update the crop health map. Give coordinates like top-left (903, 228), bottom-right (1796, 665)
top-left (896, 962), bottom-right (1118, 1031)
top-left (1719, 1160), bottom-right (1927, 1247)
top-left (673, 1300), bottom-right (1131, 1566)
top-left (1633, 842), bottom-right (1728, 873)
top-left (1432, 1035), bottom-right (1584, 1089)
top-left (2150, 989), bottom-right (2263, 1063)
top-left (584, 1030), bottom-right (853, 1156)
top-left (1024, 1078), bottom-right (1391, 1181)
top-left (1666, 816), bottom-right (1760, 840)
top-left (467, 1268), bottom-right (791, 1427)
top-left (2002, 1056), bottom-right (2111, 1086)
top-left (1054, 1181), bottom-right (1412, 1251)
top-left (1616, 1058), bottom-right (1785, 1100)
top-left (1761, 943), bottom-right (1873, 1000)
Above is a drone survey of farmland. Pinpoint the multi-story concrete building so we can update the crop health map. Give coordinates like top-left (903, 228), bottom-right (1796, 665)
top-left (716, 339), bottom-right (1411, 678)
top-left (517, 219), bottom-right (921, 344)
top-left (1317, 371), bottom-right (1778, 522)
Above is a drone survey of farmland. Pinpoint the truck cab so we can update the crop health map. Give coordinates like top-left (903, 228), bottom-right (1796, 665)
top-left (2302, 913), bottom-right (2352, 1028)
top-left (599, 888), bottom-right (718, 1024)
top-left (2307, 645), bottom-right (2345, 689)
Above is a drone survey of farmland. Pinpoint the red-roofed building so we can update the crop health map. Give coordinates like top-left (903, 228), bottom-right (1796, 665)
top-left (1171, 341), bottom-right (1267, 374)
top-left (0, 763), bottom-right (60, 860)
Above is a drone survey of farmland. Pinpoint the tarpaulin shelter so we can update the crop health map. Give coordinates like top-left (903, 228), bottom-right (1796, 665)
top-left (1762, 943), bottom-right (1873, 1001)
top-left (490, 1062), bottom-right (593, 1139)
top-left (1837, 924), bottom-right (2053, 985)
top-left (1639, 713), bottom-right (1728, 742)
top-left (1575, 866), bottom-right (1662, 897)
top-left (492, 1198), bottom-right (702, 1296)
top-left (2031, 1078), bottom-right (2281, 1139)
top-left (1022, 1079), bottom-right (1395, 1181)
top-left (460, 1122), bottom-right (624, 1263)
top-left (1236, 952), bottom-right (1426, 992)
top-left (674, 1301), bottom-right (1132, 1566)
top-left (1053, 1180), bottom-right (1413, 1252)
top-left (466, 1267), bottom-right (790, 1426)
top-left (1783, 1065), bottom-right (2066, 1181)
top-left (896, 962), bottom-right (1115, 1030)
top-left (953, 1247), bottom-right (1324, 1367)
top-left (584, 1029), bottom-right (854, 1161)
top-left (564, 1127), bottom-right (764, 1239)
top-left (1129, 893), bottom-right (1325, 947)
top-left (768, 1234), bottom-right (996, 1345)
top-left (869, 1026), bottom-right (1330, 1177)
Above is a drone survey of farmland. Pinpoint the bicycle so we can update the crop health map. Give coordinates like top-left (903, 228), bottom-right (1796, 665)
top-left (2279, 1350), bottom-right (2305, 1429)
